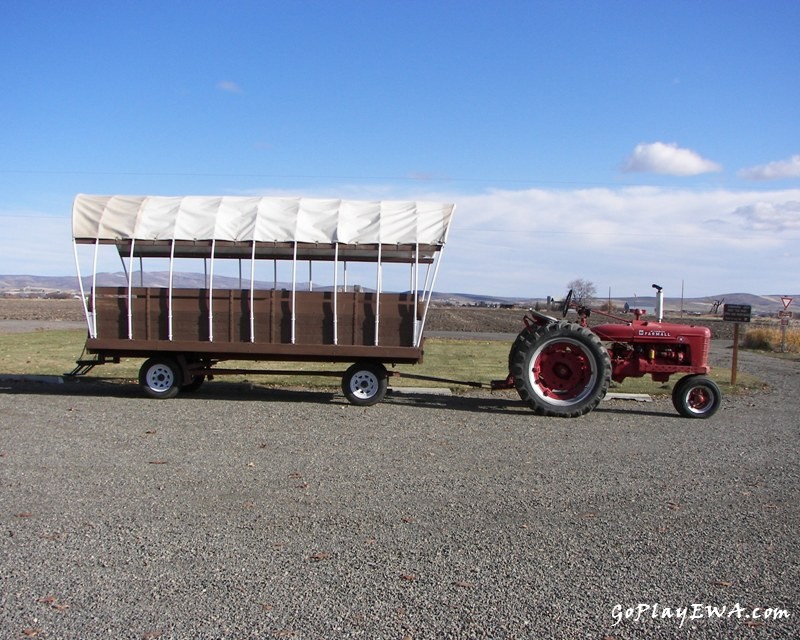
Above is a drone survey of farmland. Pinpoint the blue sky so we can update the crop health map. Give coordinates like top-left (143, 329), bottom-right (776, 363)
top-left (2, 1), bottom-right (799, 299)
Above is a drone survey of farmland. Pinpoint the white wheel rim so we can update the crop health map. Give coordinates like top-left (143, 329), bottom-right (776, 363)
top-left (349, 370), bottom-right (379, 399)
top-left (684, 384), bottom-right (715, 415)
top-left (146, 364), bottom-right (174, 392)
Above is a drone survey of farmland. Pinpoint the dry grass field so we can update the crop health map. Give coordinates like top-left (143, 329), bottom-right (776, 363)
top-left (0, 296), bottom-right (746, 339)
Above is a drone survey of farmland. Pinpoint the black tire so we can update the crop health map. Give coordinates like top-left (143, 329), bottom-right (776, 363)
top-left (139, 356), bottom-right (183, 399)
top-left (510, 322), bottom-right (611, 417)
top-left (341, 362), bottom-right (388, 406)
top-left (508, 326), bottom-right (537, 372)
top-left (181, 375), bottom-right (205, 393)
top-left (671, 375), bottom-right (721, 419)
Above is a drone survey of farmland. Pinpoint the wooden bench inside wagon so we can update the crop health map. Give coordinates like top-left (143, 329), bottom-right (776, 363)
top-left (68, 195), bottom-right (455, 405)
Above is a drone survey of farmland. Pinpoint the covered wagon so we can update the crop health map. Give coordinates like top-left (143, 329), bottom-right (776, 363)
top-left (70, 194), bottom-right (455, 404)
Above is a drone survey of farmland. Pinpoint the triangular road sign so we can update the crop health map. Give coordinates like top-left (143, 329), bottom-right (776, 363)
top-left (781, 296), bottom-right (793, 309)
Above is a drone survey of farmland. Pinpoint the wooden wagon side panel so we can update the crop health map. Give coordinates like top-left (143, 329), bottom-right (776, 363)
top-left (90, 287), bottom-right (419, 349)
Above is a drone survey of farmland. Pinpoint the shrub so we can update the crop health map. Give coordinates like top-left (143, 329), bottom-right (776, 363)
top-left (743, 327), bottom-right (800, 353)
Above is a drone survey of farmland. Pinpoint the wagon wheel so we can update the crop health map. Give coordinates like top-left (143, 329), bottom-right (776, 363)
top-left (139, 356), bottom-right (184, 399)
top-left (510, 322), bottom-right (611, 417)
top-left (341, 362), bottom-right (388, 406)
top-left (181, 375), bottom-right (205, 393)
top-left (671, 375), bottom-right (721, 419)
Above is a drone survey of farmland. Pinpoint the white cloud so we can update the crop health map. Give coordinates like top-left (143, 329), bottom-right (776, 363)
top-left (217, 80), bottom-right (243, 94)
top-left (731, 201), bottom-right (800, 231)
top-left (622, 142), bottom-right (722, 176)
top-left (738, 155), bottom-right (800, 181)
top-left (433, 186), bottom-right (800, 297)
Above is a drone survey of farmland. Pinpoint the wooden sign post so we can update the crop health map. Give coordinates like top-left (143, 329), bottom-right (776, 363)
top-left (722, 304), bottom-right (752, 385)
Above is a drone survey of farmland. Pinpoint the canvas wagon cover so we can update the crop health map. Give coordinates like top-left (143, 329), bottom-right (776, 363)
top-left (72, 194), bottom-right (455, 246)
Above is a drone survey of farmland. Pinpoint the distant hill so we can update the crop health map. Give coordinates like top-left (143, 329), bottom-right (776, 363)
top-left (0, 273), bottom-right (793, 316)
top-left (430, 291), bottom-right (791, 316)
top-left (0, 272), bottom-right (298, 293)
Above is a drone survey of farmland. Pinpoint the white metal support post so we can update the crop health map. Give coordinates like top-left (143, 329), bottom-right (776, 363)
top-left (374, 244), bottom-right (382, 346)
top-left (249, 240), bottom-right (256, 342)
top-left (90, 238), bottom-right (99, 338)
top-left (72, 241), bottom-right (93, 338)
top-left (208, 239), bottom-right (216, 342)
top-left (168, 239), bottom-right (176, 341)
top-left (127, 239), bottom-right (136, 340)
top-left (417, 244), bottom-right (446, 348)
top-left (291, 241), bottom-right (298, 344)
top-left (333, 243), bottom-right (339, 345)
top-left (413, 243), bottom-right (420, 345)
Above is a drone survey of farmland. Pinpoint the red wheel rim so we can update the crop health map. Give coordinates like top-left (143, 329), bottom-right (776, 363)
top-left (686, 386), bottom-right (713, 413)
top-left (530, 338), bottom-right (598, 405)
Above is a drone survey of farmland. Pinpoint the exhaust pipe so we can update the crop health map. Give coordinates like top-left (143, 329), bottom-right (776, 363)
top-left (652, 283), bottom-right (663, 322)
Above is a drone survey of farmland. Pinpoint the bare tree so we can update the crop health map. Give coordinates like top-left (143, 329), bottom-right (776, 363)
top-left (566, 278), bottom-right (597, 305)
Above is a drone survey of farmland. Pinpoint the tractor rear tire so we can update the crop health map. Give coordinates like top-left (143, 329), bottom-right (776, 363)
top-left (510, 322), bottom-right (611, 418)
top-left (508, 325), bottom-right (537, 371)
top-left (671, 375), bottom-right (721, 419)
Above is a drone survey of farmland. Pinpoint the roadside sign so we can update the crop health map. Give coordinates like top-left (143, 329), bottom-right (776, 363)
top-left (723, 303), bottom-right (751, 323)
top-left (781, 296), bottom-right (793, 309)
top-left (778, 310), bottom-right (793, 319)
top-left (781, 318), bottom-right (789, 327)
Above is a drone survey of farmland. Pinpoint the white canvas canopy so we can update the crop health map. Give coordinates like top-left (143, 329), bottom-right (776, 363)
top-left (73, 194), bottom-right (455, 248)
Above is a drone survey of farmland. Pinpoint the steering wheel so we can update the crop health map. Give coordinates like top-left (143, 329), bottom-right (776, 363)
top-left (562, 289), bottom-right (574, 318)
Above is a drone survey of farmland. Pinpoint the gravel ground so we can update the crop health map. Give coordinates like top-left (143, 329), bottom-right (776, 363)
top-left (1, 340), bottom-right (798, 638)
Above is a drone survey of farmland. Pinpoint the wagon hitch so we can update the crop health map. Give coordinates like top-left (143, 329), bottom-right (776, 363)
top-left (490, 375), bottom-right (515, 391)
top-left (388, 371), bottom-right (489, 389)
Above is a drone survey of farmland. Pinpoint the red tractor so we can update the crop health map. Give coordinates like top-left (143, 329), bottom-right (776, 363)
top-left (493, 288), bottom-right (721, 419)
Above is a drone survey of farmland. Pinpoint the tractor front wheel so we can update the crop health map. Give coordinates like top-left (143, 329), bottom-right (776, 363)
top-left (510, 322), bottom-right (611, 417)
top-left (671, 375), bottom-right (721, 419)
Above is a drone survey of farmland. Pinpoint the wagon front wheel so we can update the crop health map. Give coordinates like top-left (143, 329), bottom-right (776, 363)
top-left (139, 357), bottom-right (183, 399)
top-left (342, 362), bottom-right (388, 406)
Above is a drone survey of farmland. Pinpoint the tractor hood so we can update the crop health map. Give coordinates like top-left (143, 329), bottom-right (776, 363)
top-left (592, 321), bottom-right (711, 343)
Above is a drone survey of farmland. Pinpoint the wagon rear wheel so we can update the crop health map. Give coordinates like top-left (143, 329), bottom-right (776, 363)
top-left (510, 322), bottom-right (611, 417)
top-left (672, 375), bottom-right (721, 419)
top-left (342, 362), bottom-right (388, 406)
top-left (181, 375), bottom-right (205, 393)
top-left (139, 356), bottom-right (183, 399)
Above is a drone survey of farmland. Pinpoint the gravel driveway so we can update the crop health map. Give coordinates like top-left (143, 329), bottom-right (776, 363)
top-left (1, 343), bottom-right (797, 639)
